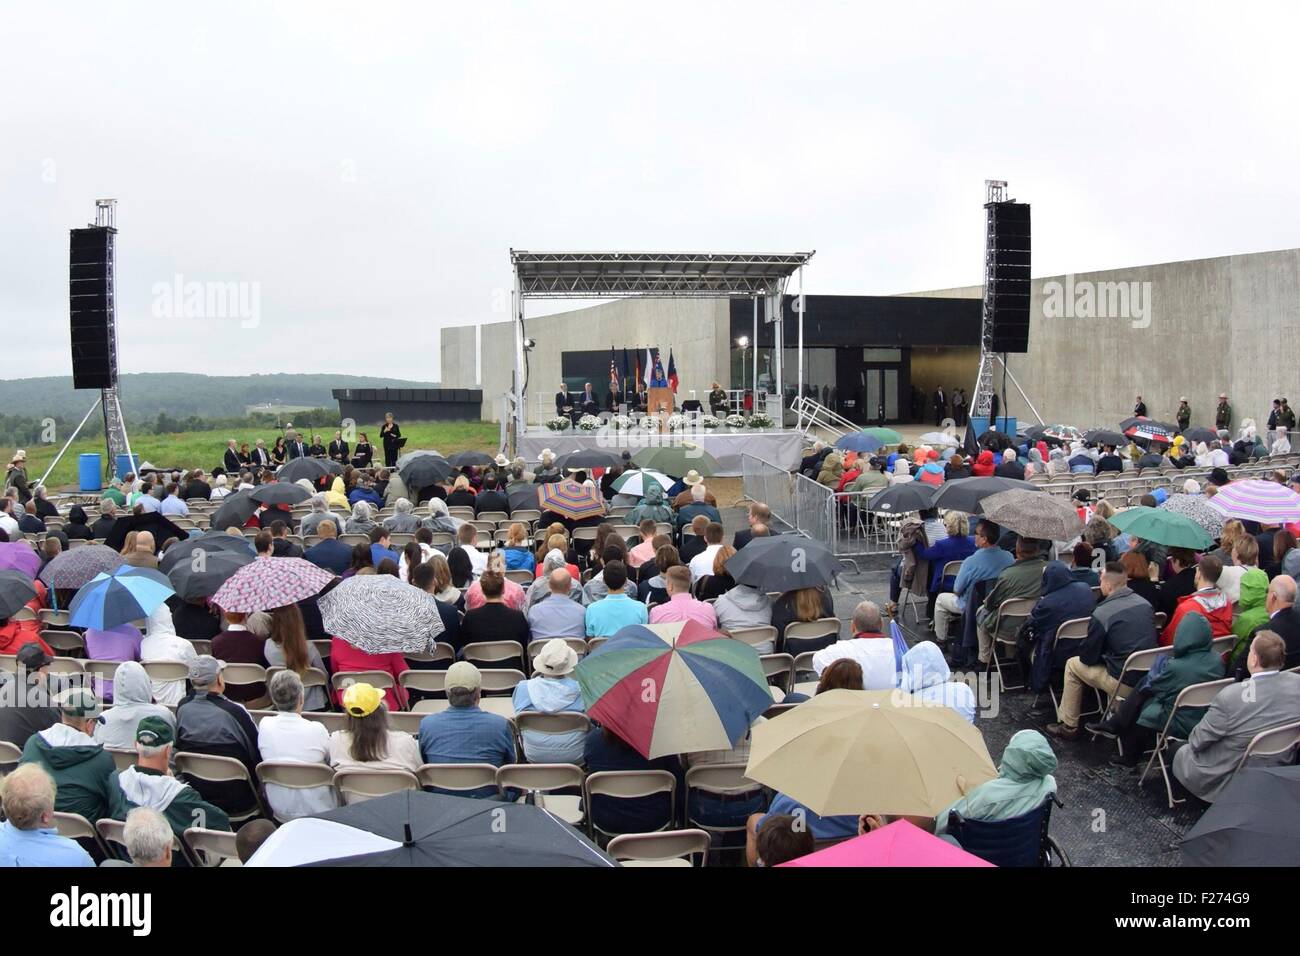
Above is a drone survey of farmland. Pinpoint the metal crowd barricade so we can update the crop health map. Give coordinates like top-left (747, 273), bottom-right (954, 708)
top-left (741, 454), bottom-right (796, 532)
top-left (793, 474), bottom-right (833, 548)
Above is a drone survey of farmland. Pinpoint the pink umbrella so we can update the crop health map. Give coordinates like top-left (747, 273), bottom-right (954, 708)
top-left (0, 542), bottom-right (40, 579)
top-left (779, 820), bottom-right (993, 868)
top-left (210, 557), bottom-right (335, 613)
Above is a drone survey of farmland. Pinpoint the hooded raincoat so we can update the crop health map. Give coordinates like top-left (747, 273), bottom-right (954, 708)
top-left (93, 661), bottom-right (175, 750)
top-left (1138, 613), bottom-right (1224, 736)
top-left (898, 641), bottom-right (977, 722)
top-left (625, 483), bottom-right (673, 527)
top-left (935, 729), bottom-right (1057, 836)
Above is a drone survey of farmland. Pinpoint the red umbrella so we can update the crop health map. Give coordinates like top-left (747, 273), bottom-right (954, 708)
top-left (211, 557), bottom-right (335, 613)
top-left (537, 479), bottom-right (605, 521)
top-left (779, 820), bottom-right (993, 868)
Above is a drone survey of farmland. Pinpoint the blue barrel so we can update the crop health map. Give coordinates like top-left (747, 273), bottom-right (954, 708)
top-left (115, 454), bottom-right (139, 479)
top-left (78, 453), bottom-right (102, 492)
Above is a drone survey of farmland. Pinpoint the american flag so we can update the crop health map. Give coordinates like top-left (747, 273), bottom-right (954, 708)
top-left (608, 347), bottom-right (620, 396)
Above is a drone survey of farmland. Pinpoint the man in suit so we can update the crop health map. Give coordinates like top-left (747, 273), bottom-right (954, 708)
top-left (1230, 575), bottom-right (1300, 678)
top-left (269, 520), bottom-right (303, 558)
top-left (555, 382), bottom-right (572, 418)
top-left (733, 501), bottom-right (773, 550)
top-left (222, 440), bottom-right (241, 475)
top-left (328, 431), bottom-right (350, 464)
top-left (303, 521), bottom-right (351, 574)
top-left (250, 440), bottom-right (271, 468)
top-left (1134, 395), bottom-right (1147, 417)
top-left (474, 477), bottom-right (509, 517)
top-left (580, 382), bottom-right (598, 415)
top-left (285, 431), bottom-right (307, 460)
top-left (1173, 631), bottom-right (1300, 802)
top-left (932, 387), bottom-right (946, 426)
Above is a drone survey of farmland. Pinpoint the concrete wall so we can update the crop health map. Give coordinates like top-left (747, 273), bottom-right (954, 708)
top-left (448, 298), bottom-right (731, 422)
top-left (439, 326), bottom-right (478, 389)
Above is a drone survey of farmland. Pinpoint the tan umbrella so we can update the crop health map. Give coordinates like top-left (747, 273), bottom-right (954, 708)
top-left (979, 488), bottom-right (1084, 541)
top-left (744, 689), bottom-right (997, 817)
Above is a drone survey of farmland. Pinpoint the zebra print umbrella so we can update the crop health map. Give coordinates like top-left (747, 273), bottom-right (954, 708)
top-left (317, 574), bottom-right (446, 655)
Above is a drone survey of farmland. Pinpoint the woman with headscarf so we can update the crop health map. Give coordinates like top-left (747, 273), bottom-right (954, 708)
top-left (421, 497), bottom-right (460, 536)
top-left (625, 483), bottom-right (673, 527)
top-left (140, 604), bottom-right (196, 707)
top-left (381, 497), bottom-right (421, 534)
top-left (92, 661), bottom-right (175, 750)
top-left (1023, 447), bottom-right (1045, 478)
top-left (344, 500), bottom-right (377, 535)
top-left (970, 449), bottom-right (995, 477)
top-left (61, 505), bottom-right (95, 540)
top-left (888, 458), bottom-right (914, 485)
top-left (933, 730), bottom-right (1057, 838)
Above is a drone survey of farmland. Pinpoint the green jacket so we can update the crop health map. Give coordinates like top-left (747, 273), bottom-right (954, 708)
top-left (1138, 613), bottom-right (1224, 735)
top-left (1215, 402), bottom-right (1232, 429)
top-left (20, 724), bottom-right (123, 822)
top-left (1231, 568), bottom-right (1270, 644)
top-left (111, 765), bottom-right (231, 836)
top-left (847, 470), bottom-right (888, 494)
top-left (980, 556), bottom-right (1047, 638)
top-left (936, 730), bottom-right (1056, 835)
top-left (1176, 405), bottom-right (1191, 428)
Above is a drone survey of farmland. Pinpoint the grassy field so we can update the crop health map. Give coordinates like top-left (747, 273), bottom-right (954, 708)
top-left (22, 420), bottom-right (500, 492)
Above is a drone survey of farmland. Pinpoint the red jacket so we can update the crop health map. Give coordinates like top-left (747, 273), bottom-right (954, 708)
top-left (329, 636), bottom-right (409, 712)
top-left (971, 451), bottom-right (995, 477)
top-left (1160, 588), bottom-right (1233, 647)
top-left (835, 469), bottom-right (862, 493)
top-left (0, 580), bottom-right (52, 657)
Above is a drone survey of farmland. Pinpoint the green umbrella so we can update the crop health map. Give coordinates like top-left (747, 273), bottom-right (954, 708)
top-left (630, 443), bottom-right (720, 478)
top-left (862, 427), bottom-right (903, 445)
top-left (1106, 506), bottom-right (1213, 550)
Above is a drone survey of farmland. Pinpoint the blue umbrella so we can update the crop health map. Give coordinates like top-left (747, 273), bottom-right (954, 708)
top-left (835, 432), bottom-right (884, 453)
top-left (68, 566), bottom-right (176, 631)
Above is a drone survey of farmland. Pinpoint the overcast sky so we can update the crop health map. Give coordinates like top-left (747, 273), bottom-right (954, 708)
top-left (3, 1), bottom-right (1298, 383)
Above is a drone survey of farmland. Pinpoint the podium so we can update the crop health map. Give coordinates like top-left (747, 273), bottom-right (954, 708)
top-left (647, 387), bottom-right (674, 418)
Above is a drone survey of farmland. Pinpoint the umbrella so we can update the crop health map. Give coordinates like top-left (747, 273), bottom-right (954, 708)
top-left (780, 819), bottom-right (993, 868)
top-left (166, 549), bottom-right (257, 600)
top-left (1180, 426), bottom-right (1220, 445)
top-left (1040, 424), bottom-right (1083, 443)
top-left (0, 542), bottom-right (40, 579)
top-left (930, 476), bottom-right (1041, 515)
top-left (508, 487), bottom-right (543, 512)
top-left (630, 443), bottom-right (721, 478)
top-left (862, 427), bottom-right (903, 445)
top-left (1159, 493), bottom-right (1224, 538)
top-left (1207, 479), bottom-right (1300, 524)
top-left (210, 490), bottom-right (259, 532)
top-left (979, 489), bottom-right (1084, 541)
top-left (276, 457), bottom-right (342, 483)
top-left (318, 573), bottom-right (445, 654)
top-left (977, 430), bottom-right (1015, 451)
top-left (610, 469), bottom-right (673, 498)
top-left (555, 448), bottom-right (620, 471)
top-left (537, 480), bottom-right (606, 521)
top-left (575, 620), bottom-right (771, 758)
top-left (1083, 428), bottom-right (1127, 447)
top-left (398, 455), bottom-right (451, 489)
top-left (865, 482), bottom-right (937, 514)
top-left (101, 512), bottom-right (190, 553)
top-left (446, 451), bottom-right (495, 469)
top-left (68, 566), bottom-right (175, 631)
top-left (39, 544), bottom-right (124, 590)
top-left (396, 449), bottom-right (443, 470)
top-left (0, 570), bottom-right (37, 619)
top-left (745, 689), bottom-right (997, 817)
top-left (211, 557), bottom-right (335, 613)
top-left (1120, 417), bottom-right (1176, 444)
top-left (917, 431), bottom-right (961, 448)
top-left (1106, 506), bottom-right (1213, 550)
top-left (158, 532), bottom-right (254, 574)
top-left (250, 482), bottom-right (311, 506)
top-left (724, 534), bottom-right (841, 591)
top-left (835, 432), bottom-right (884, 453)
top-left (246, 791), bottom-right (614, 867)
top-left (1180, 766), bottom-right (1300, 867)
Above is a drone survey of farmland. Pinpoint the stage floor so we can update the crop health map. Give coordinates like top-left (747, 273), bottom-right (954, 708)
top-left (518, 427), bottom-right (806, 476)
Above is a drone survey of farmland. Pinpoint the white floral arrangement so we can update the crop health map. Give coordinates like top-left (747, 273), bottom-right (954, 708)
top-left (747, 413), bottom-right (774, 428)
top-left (639, 415), bottom-right (663, 431)
top-left (544, 416), bottom-right (570, 432)
top-left (725, 414), bottom-right (747, 429)
top-left (700, 415), bottom-right (722, 429)
top-left (608, 414), bottom-right (634, 430)
top-left (577, 414), bottom-right (602, 431)
top-left (665, 414), bottom-right (689, 431)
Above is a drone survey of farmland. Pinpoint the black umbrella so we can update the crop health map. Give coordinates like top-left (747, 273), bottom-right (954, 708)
top-left (724, 534), bottom-right (841, 591)
top-left (978, 430), bottom-right (1015, 451)
top-left (211, 490), bottom-right (259, 531)
top-left (166, 549), bottom-right (257, 600)
top-left (930, 476), bottom-right (1042, 514)
top-left (1180, 766), bottom-right (1300, 866)
top-left (251, 483), bottom-right (311, 506)
top-left (0, 569), bottom-right (37, 619)
top-left (399, 455), bottom-right (451, 489)
top-left (102, 512), bottom-right (190, 553)
top-left (277, 457), bottom-right (342, 483)
top-left (555, 448), bottom-right (619, 471)
top-left (446, 451), bottom-right (495, 469)
top-left (283, 791), bottom-right (614, 867)
top-left (1083, 428), bottom-right (1126, 447)
top-left (865, 482), bottom-right (937, 514)
top-left (509, 487), bottom-right (542, 512)
top-left (1181, 426), bottom-right (1220, 444)
top-left (158, 532), bottom-right (254, 574)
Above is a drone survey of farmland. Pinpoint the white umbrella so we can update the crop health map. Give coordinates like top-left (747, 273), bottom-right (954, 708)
top-left (918, 432), bottom-right (961, 447)
top-left (610, 469), bottom-right (673, 498)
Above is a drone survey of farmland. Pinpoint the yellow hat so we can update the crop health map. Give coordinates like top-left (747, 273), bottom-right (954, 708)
top-left (342, 682), bottom-right (384, 718)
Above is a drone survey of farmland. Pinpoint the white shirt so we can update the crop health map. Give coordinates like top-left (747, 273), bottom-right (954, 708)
top-left (1272, 437), bottom-right (1292, 455)
top-left (0, 514), bottom-right (17, 537)
top-left (257, 712), bottom-right (337, 820)
top-left (688, 544), bottom-right (723, 582)
top-left (465, 546), bottom-right (488, 579)
top-left (811, 637), bottom-right (896, 690)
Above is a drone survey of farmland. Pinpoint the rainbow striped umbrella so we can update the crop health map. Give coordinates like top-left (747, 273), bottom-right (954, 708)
top-left (575, 620), bottom-right (772, 758)
top-left (211, 557), bottom-right (335, 613)
top-left (1206, 479), bottom-right (1300, 524)
top-left (537, 479), bottom-right (606, 521)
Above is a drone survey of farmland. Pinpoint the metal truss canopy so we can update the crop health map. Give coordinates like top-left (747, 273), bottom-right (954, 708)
top-left (510, 250), bottom-right (814, 299)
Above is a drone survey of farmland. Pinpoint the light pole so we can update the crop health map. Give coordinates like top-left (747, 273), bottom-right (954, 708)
top-left (736, 336), bottom-right (750, 399)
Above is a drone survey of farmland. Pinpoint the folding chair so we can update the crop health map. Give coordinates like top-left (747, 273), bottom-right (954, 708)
top-left (496, 763), bottom-right (585, 826)
top-left (331, 670), bottom-right (397, 695)
top-left (414, 763), bottom-right (500, 796)
top-left (461, 641), bottom-right (525, 673)
top-left (220, 662), bottom-right (270, 709)
top-left (985, 596), bottom-right (1036, 693)
top-left (505, 569), bottom-right (534, 585)
top-left (759, 653), bottom-right (795, 695)
top-left (514, 712), bottom-right (590, 763)
top-left (173, 752), bottom-right (268, 823)
top-left (1138, 677), bottom-right (1233, 808)
top-left (727, 625), bottom-right (778, 655)
top-left (265, 665), bottom-right (329, 696)
top-left (255, 761), bottom-right (339, 822)
top-left (583, 769), bottom-right (677, 842)
top-left (782, 618), bottom-right (840, 656)
top-left (399, 669), bottom-right (447, 696)
top-left (106, 748), bottom-right (136, 772)
top-left (684, 763), bottom-right (765, 850)
top-left (527, 637), bottom-right (587, 665)
top-left (52, 812), bottom-right (114, 860)
top-left (412, 699), bottom-right (450, 714)
top-left (142, 660), bottom-right (190, 683)
top-left (38, 608), bottom-right (70, 627)
top-left (40, 629), bottom-right (85, 656)
top-left (299, 711), bottom-right (346, 733)
top-left (0, 740), bottom-right (22, 778)
top-left (190, 639), bottom-right (214, 657)
top-left (1036, 617), bottom-right (1090, 711)
top-left (791, 651), bottom-right (820, 697)
top-left (1092, 646), bottom-right (1169, 728)
top-left (607, 828), bottom-right (711, 867)
top-left (333, 768), bottom-right (420, 804)
top-left (183, 827), bottom-right (242, 866)
top-left (96, 817), bottom-right (194, 866)
top-left (1225, 719), bottom-right (1300, 787)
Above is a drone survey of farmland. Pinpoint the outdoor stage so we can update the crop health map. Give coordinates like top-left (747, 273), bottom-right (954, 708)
top-left (517, 426), bottom-right (806, 476)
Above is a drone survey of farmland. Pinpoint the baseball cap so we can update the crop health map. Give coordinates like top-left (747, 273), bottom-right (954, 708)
top-left (15, 642), bottom-right (52, 671)
top-left (445, 660), bottom-right (482, 692)
top-left (56, 688), bottom-right (103, 719)
top-left (135, 716), bottom-right (174, 747)
top-left (188, 655), bottom-right (225, 687)
top-left (342, 682), bottom-right (385, 718)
